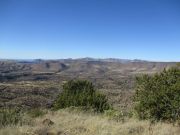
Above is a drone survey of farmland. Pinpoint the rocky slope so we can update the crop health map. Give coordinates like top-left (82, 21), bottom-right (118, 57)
top-left (0, 58), bottom-right (177, 109)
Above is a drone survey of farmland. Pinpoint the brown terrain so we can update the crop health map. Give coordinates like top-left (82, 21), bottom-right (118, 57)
top-left (0, 58), bottom-right (176, 111)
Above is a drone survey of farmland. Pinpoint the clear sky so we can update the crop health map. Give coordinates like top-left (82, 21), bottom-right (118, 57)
top-left (0, 0), bottom-right (180, 61)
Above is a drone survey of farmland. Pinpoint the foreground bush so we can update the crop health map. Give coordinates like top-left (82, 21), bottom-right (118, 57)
top-left (134, 67), bottom-right (180, 122)
top-left (53, 80), bottom-right (110, 112)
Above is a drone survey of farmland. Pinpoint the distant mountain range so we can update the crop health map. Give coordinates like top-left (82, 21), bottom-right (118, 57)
top-left (0, 57), bottom-right (162, 63)
top-left (0, 57), bottom-right (177, 82)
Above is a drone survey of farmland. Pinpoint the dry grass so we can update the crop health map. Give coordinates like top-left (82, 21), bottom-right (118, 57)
top-left (1, 109), bottom-right (180, 135)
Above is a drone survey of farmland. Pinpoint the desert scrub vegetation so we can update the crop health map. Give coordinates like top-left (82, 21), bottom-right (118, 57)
top-left (26, 108), bottom-right (47, 118)
top-left (0, 108), bottom-right (47, 129)
top-left (0, 108), bottom-right (22, 128)
top-left (104, 109), bottom-right (127, 122)
top-left (134, 67), bottom-right (180, 122)
top-left (53, 80), bottom-right (110, 112)
top-left (1, 109), bottom-right (180, 135)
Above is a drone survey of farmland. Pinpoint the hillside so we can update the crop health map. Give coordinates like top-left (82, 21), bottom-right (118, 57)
top-left (0, 58), bottom-right (177, 110)
top-left (0, 58), bottom-right (176, 82)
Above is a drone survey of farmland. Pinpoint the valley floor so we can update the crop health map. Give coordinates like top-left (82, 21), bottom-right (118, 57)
top-left (1, 109), bottom-right (180, 135)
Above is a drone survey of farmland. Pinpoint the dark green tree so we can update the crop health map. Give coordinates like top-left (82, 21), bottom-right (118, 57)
top-left (134, 67), bottom-right (180, 122)
top-left (53, 80), bottom-right (110, 112)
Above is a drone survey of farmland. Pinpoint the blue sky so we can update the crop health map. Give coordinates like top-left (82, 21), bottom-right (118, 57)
top-left (0, 0), bottom-right (180, 61)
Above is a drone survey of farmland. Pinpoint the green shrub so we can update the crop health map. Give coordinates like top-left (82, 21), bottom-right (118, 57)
top-left (104, 109), bottom-right (125, 122)
top-left (0, 108), bottom-right (22, 128)
top-left (134, 67), bottom-right (180, 122)
top-left (177, 62), bottom-right (180, 67)
top-left (53, 80), bottom-right (110, 112)
top-left (27, 108), bottom-right (46, 118)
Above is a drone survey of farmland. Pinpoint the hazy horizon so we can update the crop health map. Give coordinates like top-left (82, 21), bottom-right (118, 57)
top-left (1, 0), bottom-right (180, 61)
top-left (0, 57), bottom-right (179, 63)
